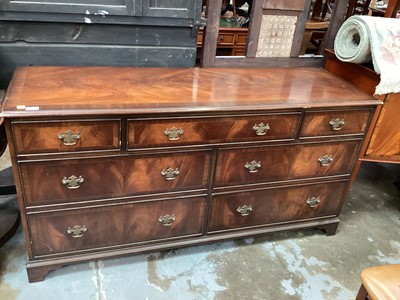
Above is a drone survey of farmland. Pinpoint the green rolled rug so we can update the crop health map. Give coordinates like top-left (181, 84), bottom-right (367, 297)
top-left (334, 15), bottom-right (400, 95)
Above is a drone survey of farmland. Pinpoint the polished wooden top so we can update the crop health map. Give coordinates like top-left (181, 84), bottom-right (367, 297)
top-left (1, 66), bottom-right (379, 117)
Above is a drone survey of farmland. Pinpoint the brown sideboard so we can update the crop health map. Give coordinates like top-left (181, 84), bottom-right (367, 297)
top-left (0, 66), bottom-right (380, 282)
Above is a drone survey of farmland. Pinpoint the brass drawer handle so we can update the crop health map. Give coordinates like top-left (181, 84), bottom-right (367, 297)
top-left (164, 127), bottom-right (184, 141)
top-left (161, 168), bottom-right (180, 181)
top-left (245, 160), bottom-right (261, 173)
top-left (62, 175), bottom-right (84, 189)
top-left (67, 225), bottom-right (87, 238)
top-left (159, 214), bottom-right (176, 226)
top-left (318, 155), bottom-right (333, 167)
top-left (252, 123), bottom-right (270, 136)
top-left (220, 35), bottom-right (224, 41)
top-left (237, 205), bottom-right (253, 216)
top-left (306, 197), bottom-right (321, 208)
top-left (329, 118), bottom-right (345, 131)
top-left (58, 130), bottom-right (80, 146)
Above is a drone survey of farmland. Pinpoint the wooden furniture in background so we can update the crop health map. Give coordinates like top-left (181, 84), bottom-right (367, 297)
top-left (1, 66), bottom-right (379, 282)
top-left (0, 91), bottom-right (19, 247)
top-left (325, 49), bottom-right (400, 164)
top-left (198, 24), bottom-right (248, 56)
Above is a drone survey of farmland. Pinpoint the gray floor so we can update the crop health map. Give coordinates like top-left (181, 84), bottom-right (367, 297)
top-left (0, 147), bottom-right (399, 300)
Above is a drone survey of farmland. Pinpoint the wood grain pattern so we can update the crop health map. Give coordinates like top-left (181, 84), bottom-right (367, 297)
top-left (28, 196), bottom-right (205, 257)
top-left (300, 109), bottom-right (372, 138)
top-left (214, 140), bottom-right (361, 187)
top-left (366, 93), bottom-right (400, 159)
top-left (128, 114), bottom-right (300, 148)
top-left (20, 151), bottom-right (211, 206)
top-left (1, 67), bottom-right (378, 118)
top-left (12, 119), bottom-right (120, 154)
top-left (208, 181), bottom-right (346, 232)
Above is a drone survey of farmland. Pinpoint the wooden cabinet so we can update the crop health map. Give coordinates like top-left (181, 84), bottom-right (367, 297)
top-left (0, 66), bottom-right (379, 282)
top-left (198, 27), bottom-right (248, 56)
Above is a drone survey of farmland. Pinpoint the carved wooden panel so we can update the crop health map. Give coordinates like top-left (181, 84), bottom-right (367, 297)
top-left (29, 196), bottom-right (206, 257)
top-left (215, 140), bottom-right (361, 187)
top-left (20, 151), bottom-right (211, 206)
top-left (208, 181), bottom-right (346, 232)
top-left (128, 114), bottom-right (300, 149)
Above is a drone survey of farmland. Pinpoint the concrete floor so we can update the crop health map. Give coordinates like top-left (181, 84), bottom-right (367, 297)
top-left (0, 148), bottom-right (399, 300)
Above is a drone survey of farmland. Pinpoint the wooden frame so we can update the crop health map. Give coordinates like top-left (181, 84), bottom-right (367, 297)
top-left (201, 0), bottom-right (351, 67)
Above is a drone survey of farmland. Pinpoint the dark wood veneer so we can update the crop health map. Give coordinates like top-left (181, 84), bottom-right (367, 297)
top-left (0, 66), bottom-right (379, 282)
top-left (29, 196), bottom-right (206, 257)
top-left (214, 140), bottom-right (361, 187)
top-left (208, 181), bottom-right (347, 232)
top-left (20, 151), bottom-right (211, 206)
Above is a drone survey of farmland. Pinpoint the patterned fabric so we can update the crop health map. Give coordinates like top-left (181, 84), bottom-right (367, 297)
top-left (334, 16), bottom-right (400, 95)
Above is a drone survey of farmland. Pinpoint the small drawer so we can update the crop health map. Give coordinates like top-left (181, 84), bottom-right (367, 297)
top-left (20, 150), bottom-right (210, 206)
top-left (236, 33), bottom-right (247, 45)
top-left (208, 181), bottom-right (346, 232)
top-left (29, 196), bottom-right (206, 257)
top-left (214, 140), bottom-right (361, 187)
top-left (300, 109), bottom-right (371, 138)
top-left (13, 119), bottom-right (120, 155)
top-left (217, 33), bottom-right (235, 45)
top-left (128, 114), bottom-right (300, 149)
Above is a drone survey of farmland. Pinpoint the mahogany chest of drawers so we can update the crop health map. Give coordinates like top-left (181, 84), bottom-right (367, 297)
top-left (0, 66), bottom-right (380, 282)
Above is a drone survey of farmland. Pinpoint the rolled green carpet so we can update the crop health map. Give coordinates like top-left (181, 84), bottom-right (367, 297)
top-left (334, 15), bottom-right (400, 95)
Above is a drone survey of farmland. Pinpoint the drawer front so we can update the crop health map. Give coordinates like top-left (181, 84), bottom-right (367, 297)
top-left (128, 114), bottom-right (300, 148)
top-left (13, 120), bottom-right (120, 155)
top-left (217, 33), bottom-right (235, 45)
top-left (20, 151), bottom-right (210, 206)
top-left (300, 109), bottom-right (371, 138)
top-left (236, 33), bottom-right (247, 45)
top-left (29, 197), bottom-right (206, 257)
top-left (208, 181), bottom-right (346, 232)
top-left (214, 140), bottom-right (360, 187)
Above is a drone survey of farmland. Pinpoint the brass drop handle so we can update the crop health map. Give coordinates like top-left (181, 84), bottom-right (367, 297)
top-left (58, 130), bottom-right (80, 146)
top-left (164, 127), bottom-right (183, 141)
top-left (161, 168), bottom-right (180, 181)
top-left (245, 160), bottom-right (261, 173)
top-left (252, 123), bottom-right (270, 136)
top-left (62, 175), bottom-right (84, 189)
top-left (306, 197), bottom-right (321, 208)
top-left (329, 118), bottom-right (345, 131)
top-left (237, 205), bottom-right (253, 216)
top-left (159, 214), bottom-right (176, 227)
top-left (220, 35), bottom-right (224, 41)
top-left (318, 155), bottom-right (333, 167)
top-left (67, 225), bottom-right (87, 238)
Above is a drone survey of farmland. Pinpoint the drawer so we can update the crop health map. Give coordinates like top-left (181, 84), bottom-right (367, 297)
top-left (236, 33), bottom-right (247, 45)
top-left (28, 196), bottom-right (206, 257)
top-left (214, 140), bottom-right (361, 187)
top-left (217, 33), bottom-right (235, 45)
top-left (208, 181), bottom-right (346, 232)
top-left (13, 119), bottom-right (120, 155)
top-left (20, 150), bottom-right (210, 206)
top-left (128, 114), bottom-right (300, 149)
top-left (300, 109), bottom-right (371, 138)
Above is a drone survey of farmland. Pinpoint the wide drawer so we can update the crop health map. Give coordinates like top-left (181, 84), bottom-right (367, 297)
top-left (300, 109), bottom-right (371, 138)
top-left (12, 119), bottom-right (120, 155)
top-left (208, 181), bottom-right (346, 232)
top-left (214, 140), bottom-right (360, 187)
top-left (20, 150), bottom-right (210, 206)
top-left (28, 196), bottom-right (206, 257)
top-left (128, 114), bottom-right (300, 149)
